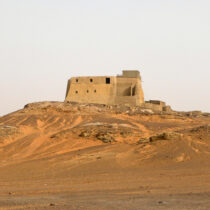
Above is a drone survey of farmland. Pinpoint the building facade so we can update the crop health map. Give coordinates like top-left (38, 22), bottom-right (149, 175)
top-left (65, 70), bottom-right (144, 106)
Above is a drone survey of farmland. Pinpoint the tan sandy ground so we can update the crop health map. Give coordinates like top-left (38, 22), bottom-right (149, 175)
top-left (0, 102), bottom-right (210, 209)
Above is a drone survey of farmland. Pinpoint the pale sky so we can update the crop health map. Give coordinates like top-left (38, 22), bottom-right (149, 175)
top-left (1, 0), bottom-right (210, 116)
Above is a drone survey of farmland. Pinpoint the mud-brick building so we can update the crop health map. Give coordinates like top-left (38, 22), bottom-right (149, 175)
top-left (65, 70), bottom-right (144, 106)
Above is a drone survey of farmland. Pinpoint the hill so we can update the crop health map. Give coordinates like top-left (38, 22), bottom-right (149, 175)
top-left (0, 102), bottom-right (210, 209)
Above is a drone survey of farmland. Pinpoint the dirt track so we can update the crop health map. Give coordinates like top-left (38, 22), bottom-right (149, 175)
top-left (0, 102), bottom-right (210, 209)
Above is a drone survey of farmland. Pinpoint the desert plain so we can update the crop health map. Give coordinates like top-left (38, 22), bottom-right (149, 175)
top-left (0, 102), bottom-right (210, 209)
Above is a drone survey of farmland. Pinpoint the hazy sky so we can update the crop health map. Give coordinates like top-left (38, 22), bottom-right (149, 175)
top-left (1, 0), bottom-right (210, 115)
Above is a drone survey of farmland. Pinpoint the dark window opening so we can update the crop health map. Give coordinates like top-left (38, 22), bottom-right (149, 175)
top-left (132, 86), bottom-right (136, 96)
top-left (90, 78), bottom-right (93, 82)
top-left (106, 78), bottom-right (110, 84)
top-left (87, 90), bottom-right (89, 93)
top-left (94, 90), bottom-right (96, 93)
top-left (76, 79), bottom-right (78, 82)
top-left (75, 90), bottom-right (78, 94)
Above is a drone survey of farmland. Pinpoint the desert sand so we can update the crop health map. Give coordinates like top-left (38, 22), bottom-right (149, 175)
top-left (0, 102), bottom-right (210, 209)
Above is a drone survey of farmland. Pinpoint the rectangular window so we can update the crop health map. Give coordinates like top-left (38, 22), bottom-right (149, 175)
top-left (106, 78), bottom-right (110, 84)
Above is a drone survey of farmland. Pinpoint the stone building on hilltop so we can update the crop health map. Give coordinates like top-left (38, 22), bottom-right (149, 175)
top-left (65, 70), bottom-right (144, 106)
top-left (65, 70), bottom-right (172, 112)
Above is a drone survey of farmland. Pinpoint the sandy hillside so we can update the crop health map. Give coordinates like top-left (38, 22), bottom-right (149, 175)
top-left (0, 102), bottom-right (210, 209)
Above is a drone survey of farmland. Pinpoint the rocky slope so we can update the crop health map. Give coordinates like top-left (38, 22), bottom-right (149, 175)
top-left (0, 102), bottom-right (210, 209)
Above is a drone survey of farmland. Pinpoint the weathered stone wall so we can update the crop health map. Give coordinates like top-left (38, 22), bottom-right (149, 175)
top-left (140, 103), bottom-right (163, 112)
top-left (65, 76), bottom-right (117, 105)
top-left (146, 100), bottom-right (166, 106)
top-left (122, 70), bottom-right (140, 78)
top-left (65, 71), bottom-right (144, 106)
top-left (141, 101), bottom-right (172, 112)
top-left (116, 77), bottom-right (139, 96)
